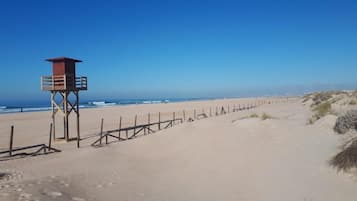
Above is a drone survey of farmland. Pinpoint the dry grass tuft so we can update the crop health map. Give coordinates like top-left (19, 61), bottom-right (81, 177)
top-left (311, 92), bottom-right (333, 106)
top-left (307, 116), bottom-right (318, 125)
top-left (302, 93), bottom-right (313, 103)
top-left (261, 113), bottom-right (273, 120)
top-left (312, 102), bottom-right (331, 118)
top-left (334, 110), bottom-right (357, 134)
top-left (0, 172), bottom-right (10, 180)
top-left (330, 139), bottom-right (357, 171)
top-left (249, 113), bottom-right (259, 118)
top-left (349, 99), bottom-right (357, 105)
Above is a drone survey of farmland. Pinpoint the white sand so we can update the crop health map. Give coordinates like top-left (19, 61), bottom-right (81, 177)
top-left (1, 97), bottom-right (356, 201)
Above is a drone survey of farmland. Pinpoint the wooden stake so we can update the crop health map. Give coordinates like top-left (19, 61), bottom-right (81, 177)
top-left (118, 116), bottom-right (122, 140)
top-left (158, 112), bottom-right (161, 130)
top-left (183, 110), bottom-right (186, 121)
top-left (134, 115), bottom-right (137, 135)
top-left (194, 109), bottom-right (196, 119)
top-left (173, 112), bottom-right (175, 125)
top-left (100, 118), bottom-right (104, 145)
top-left (63, 116), bottom-right (66, 140)
top-left (9, 125), bottom-right (14, 157)
top-left (210, 107), bottom-right (212, 116)
top-left (147, 113), bottom-right (150, 134)
top-left (49, 123), bottom-right (52, 150)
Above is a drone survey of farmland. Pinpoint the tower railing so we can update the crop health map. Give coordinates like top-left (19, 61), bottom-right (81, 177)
top-left (41, 75), bottom-right (87, 91)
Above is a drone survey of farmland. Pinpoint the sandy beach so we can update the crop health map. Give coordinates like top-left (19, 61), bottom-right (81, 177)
top-left (1, 96), bottom-right (356, 201)
top-left (2, 0), bottom-right (357, 200)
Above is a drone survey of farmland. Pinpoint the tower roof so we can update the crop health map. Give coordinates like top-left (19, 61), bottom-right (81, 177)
top-left (46, 57), bottom-right (82, 63)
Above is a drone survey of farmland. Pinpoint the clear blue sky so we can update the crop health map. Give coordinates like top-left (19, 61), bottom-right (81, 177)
top-left (0, 0), bottom-right (356, 104)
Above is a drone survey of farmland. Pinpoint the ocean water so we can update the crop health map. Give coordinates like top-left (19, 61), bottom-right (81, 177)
top-left (0, 98), bottom-right (210, 114)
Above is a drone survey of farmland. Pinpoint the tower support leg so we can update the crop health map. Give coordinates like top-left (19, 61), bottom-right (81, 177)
top-left (75, 91), bottom-right (80, 148)
top-left (51, 91), bottom-right (56, 140)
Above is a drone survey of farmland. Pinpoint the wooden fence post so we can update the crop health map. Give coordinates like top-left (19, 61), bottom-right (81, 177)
top-left (9, 125), bottom-right (14, 156)
top-left (158, 112), bottom-right (161, 130)
top-left (118, 116), bottom-right (122, 140)
top-left (194, 109), bottom-right (196, 119)
top-left (147, 113), bottom-right (150, 134)
top-left (48, 123), bottom-right (53, 150)
top-left (210, 107), bottom-right (212, 117)
top-left (183, 110), bottom-right (186, 121)
top-left (134, 115), bottom-right (137, 135)
top-left (173, 112), bottom-right (175, 125)
top-left (171, 112), bottom-right (176, 127)
top-left (99, 118), bottom-right (104, 145)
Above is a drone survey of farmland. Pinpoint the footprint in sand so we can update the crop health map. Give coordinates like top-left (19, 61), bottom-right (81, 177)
top-left (0, 192), bottom-right (9, 197)
top-left (44, 191), bottom-right (63, 198)
top-left (72, 197), bottom-right (86, 201)
top-left (19, 192), bottom-right (32, 199)
top-left (59, 180), bottom-right (70, 187)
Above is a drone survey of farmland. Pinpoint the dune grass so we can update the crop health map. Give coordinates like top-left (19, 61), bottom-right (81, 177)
top-left (261, 113), bottom-right (273, 120)
top-left (330, 139), bottom-right (357, 171)
top-left (349, 99), bottom-right (357, 105)
top-left (249, 113), bottom-right (259, 118)
top-left (233, 113), bottom-right (275, 122)
top-left (0, 172), bottom-right (10, 180)
top-left (311, 92), bottom-right (333, 106)
top-left (334, 110), bottom-right (357, 134)
top-left (313, 102), bottom-right (331, 118)
top-left (307, 101), bottom-right (332, 125)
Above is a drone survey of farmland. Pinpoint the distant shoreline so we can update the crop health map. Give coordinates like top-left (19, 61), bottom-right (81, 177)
top-left (0, 97), bottom-right (214, 115)
top-left (0, 96), bottom-right (294, 115)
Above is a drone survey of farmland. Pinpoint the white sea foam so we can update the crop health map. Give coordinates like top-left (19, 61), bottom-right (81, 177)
top-left (89, 101), bottom-right (116, 106)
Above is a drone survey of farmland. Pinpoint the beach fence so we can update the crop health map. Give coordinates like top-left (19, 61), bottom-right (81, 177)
top-left (0, 123), bottom-right (60, 160)
top-left (0, 97), bottom-right (293, 155)
top-left (90, 111), bottom-right (184, 146)
top-left (88, 98), bottom-right (286, 147)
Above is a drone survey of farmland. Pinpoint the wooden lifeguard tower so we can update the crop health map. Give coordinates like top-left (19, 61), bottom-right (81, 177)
top-left (41, 57), bottom-right (87, 148)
